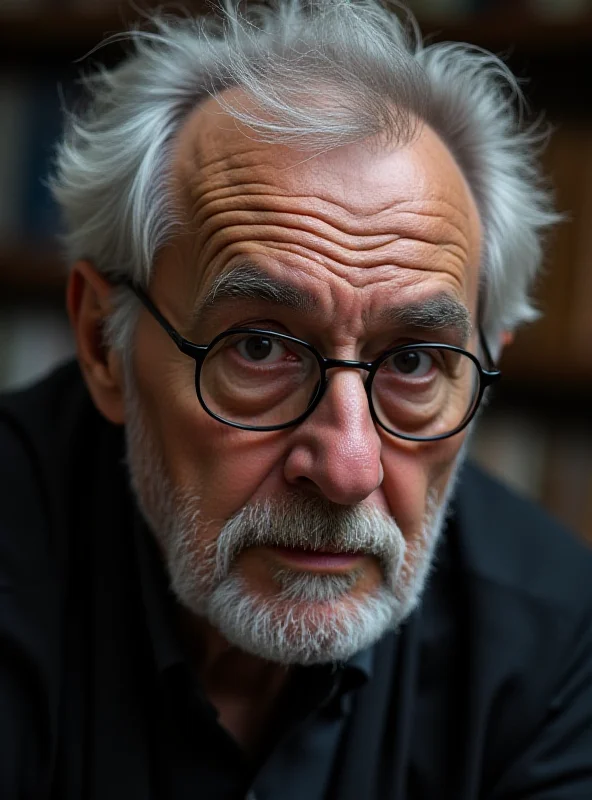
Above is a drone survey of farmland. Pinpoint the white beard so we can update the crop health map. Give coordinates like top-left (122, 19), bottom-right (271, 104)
top-left (124, 379), bottom-right (460, 665)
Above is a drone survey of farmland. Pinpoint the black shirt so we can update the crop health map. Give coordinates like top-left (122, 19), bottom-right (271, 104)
top-left (133, 502), bottom-right (373, 800)
top-left (1, 362), bottom-right (592, 799)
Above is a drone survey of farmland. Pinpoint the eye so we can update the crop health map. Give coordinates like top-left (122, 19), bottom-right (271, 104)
top-left (235, 334), bottom-right (288, 364)
top-left (386, 349), bottom-right (433, 378)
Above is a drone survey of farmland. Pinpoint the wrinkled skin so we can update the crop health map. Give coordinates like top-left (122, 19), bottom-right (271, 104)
top-left (128, 93), bottom-right (481, 604)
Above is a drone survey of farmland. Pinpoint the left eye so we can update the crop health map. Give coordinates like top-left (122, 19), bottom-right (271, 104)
top-left (235, 335), bottom-right (287, 364)
top-left (384, 350), bottom-right (433, 377)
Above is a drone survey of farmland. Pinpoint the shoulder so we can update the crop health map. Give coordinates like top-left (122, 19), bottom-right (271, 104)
top-left (452, 461), bottom-right (592, 616)
top-left (0, 360), bottom-right (88, 448)
top-left (0, 365), bottom-right (91, 795)
top-left (446, 463), bottom-right (592, 766)
top-left (0, 361), bottom-right (95, 588)
top-left (417, 466), bottom-right (592, 794)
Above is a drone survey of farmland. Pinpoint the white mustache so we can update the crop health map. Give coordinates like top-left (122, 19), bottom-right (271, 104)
top-left (212, 495), bottom-right (408, 590)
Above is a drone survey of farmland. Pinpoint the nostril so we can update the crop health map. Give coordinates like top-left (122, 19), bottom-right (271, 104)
top-left (292, 476), bottom-right (318, 493)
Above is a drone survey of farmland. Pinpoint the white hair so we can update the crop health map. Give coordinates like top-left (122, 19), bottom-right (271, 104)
top-left (50, 0), bottom-right (559, 355)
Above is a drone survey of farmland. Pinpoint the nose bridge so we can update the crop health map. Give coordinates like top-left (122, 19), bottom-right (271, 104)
top-left (321, 359), bottom-right (373, 402)
top-left (283, 367), bottom-right (383, 505)
top-left (321, 369), bottom-right (373, 424)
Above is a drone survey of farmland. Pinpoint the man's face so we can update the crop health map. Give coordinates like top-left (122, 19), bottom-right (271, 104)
top-left (125, 92), bottom-right (482, 664)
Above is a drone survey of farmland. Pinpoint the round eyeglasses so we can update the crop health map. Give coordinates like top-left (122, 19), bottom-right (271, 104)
top-left (123, 282), bottom-right (501, 442)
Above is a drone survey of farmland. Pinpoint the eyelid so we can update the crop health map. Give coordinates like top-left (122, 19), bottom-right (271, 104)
top-left (392, 334), bottom-right (451, 347)
top-left (230, 319), bottom-right (291, 334)
top-left (368, 337), bottom-right (438, 361)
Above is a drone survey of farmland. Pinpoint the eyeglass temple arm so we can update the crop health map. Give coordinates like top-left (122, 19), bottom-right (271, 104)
top-left (120, 279), bottom-right (206, 357)
top-left (478, 328), bottom-right (501, 380)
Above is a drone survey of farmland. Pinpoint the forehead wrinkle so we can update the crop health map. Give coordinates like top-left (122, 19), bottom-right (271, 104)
top-left (172, 104), bottom-right (480, 320)
top-left (373, 293), bottom-right (473, 345)
top-left (180, 131), bottom-right (474, 233)
top-left (187, 194), bottom-right (473, 283)
top-left (192, 181), bottom-right (471, 243)
top-left (195, 206), bottom-right (469, 258)
top-left (192, 221), bottom-right (469, 284)
top-left (178, 152), bottom-right (475, 273)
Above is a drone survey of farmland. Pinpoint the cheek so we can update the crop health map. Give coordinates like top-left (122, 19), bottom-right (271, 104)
top-left (380, 433), bottom-right (465, 537)
top-left (134, 312), bottom-right (294, 527)
top-left (141, 383), bottom-right (291, 520)
top-left (132, 315), bottom-right (292, 524)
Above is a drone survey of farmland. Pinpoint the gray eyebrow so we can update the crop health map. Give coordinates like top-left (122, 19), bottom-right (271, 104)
top-left (377, 293), bottom-right (473, 346)
top-left (197, 260), bottom-right (319, 316)
top-left (197, 261), bottom-right (472, 345)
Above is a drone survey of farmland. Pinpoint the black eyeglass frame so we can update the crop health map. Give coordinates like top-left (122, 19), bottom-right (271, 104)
top-left (123, 280), bottom-right (501, 442)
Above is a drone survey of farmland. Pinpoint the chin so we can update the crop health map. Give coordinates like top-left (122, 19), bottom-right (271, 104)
top-left (167, 510), bottom-right (445, 665)
top-left (200, 571), bottom-right (407, 665)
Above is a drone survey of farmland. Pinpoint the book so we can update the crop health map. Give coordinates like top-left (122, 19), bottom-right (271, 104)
top-left (565, 130), bottom-right (592, 378)
top-left (0, 74), bottom-right (28, 242)
top-left (21, 73), bottom-right (67, 242)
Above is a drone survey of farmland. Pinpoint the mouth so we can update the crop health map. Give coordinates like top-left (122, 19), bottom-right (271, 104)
top-left (268, 545), bottom-right (366, 573)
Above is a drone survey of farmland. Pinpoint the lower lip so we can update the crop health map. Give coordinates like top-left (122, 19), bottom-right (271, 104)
top-left (270, 546), bottom-right (364, 572)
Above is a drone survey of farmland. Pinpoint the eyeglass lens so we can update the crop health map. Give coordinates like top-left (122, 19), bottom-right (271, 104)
top-left (198, 331), bottom-right (480, 438)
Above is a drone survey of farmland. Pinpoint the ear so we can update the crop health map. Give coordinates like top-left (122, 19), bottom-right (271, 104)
top-left (67, 260), bottom-right (126, 425)
top-left (500, 330), bottom-right (514, 350)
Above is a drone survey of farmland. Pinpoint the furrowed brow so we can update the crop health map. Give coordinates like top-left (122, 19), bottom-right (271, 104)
top-left (379, 293), bottom-right (473, 346)
top-left (197, 260), bottom-right (318, 317)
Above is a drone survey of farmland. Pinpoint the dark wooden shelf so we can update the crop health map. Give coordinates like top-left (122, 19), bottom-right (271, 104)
top-left (0, 245), bottom-right (67, 297)
top-left (422, 10), bottom-right (592, 52)
top-left (489, 377), bottom-right (592, 422)
top-left (1, 5), bottom-right (592, 62)
top-left (0, 7), bottom-right (137, 61)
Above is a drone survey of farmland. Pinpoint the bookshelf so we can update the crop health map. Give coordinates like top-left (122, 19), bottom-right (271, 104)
top-left (2, 6), bottom-right (592, 57)
top-left (2, 4), bottom-right (591, 370)
top-left (0, 1), bottom-right (591, 541)
top-left (2, 3), bottom-right (592, 286)
top-left (0, 244), bottom-right (65, 293)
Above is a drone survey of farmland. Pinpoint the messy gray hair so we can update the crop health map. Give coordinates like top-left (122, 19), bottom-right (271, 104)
top-left (50, 0), bottom-right (559, 357)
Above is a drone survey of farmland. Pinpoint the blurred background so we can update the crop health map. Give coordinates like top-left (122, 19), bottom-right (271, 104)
top-left (0, 0), bottom-right (591, 542)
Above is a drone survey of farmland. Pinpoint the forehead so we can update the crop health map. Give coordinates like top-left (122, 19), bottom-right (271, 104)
top-left (163, 90), bottom-right (482, 327)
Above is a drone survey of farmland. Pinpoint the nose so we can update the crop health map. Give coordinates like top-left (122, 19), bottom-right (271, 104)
top-left (283, 369), bottom-right (384, 505)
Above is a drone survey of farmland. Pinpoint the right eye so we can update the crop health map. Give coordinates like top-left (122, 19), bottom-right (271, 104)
top-left (382, 349), bottom-right (435, 379)
top-left (235, 335), bottom-right (288, 364)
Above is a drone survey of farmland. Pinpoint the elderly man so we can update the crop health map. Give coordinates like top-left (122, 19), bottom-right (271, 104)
top-left (1, 0), bottom-right (591, 797)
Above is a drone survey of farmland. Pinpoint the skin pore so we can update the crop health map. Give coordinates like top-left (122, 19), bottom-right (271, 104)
top-left (68, 89), bottom-right (484, 755)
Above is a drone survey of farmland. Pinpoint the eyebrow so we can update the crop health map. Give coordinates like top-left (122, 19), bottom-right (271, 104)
top-left (197, 260), bottom-right (319, 317)
top-left (377, 293), bottom-right (473, 346)
top-left (197, 259), bottom-right (472, 345)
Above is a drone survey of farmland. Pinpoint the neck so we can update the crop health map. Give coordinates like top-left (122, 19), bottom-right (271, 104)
top-left (178, 607), bottom-right (291, 756)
